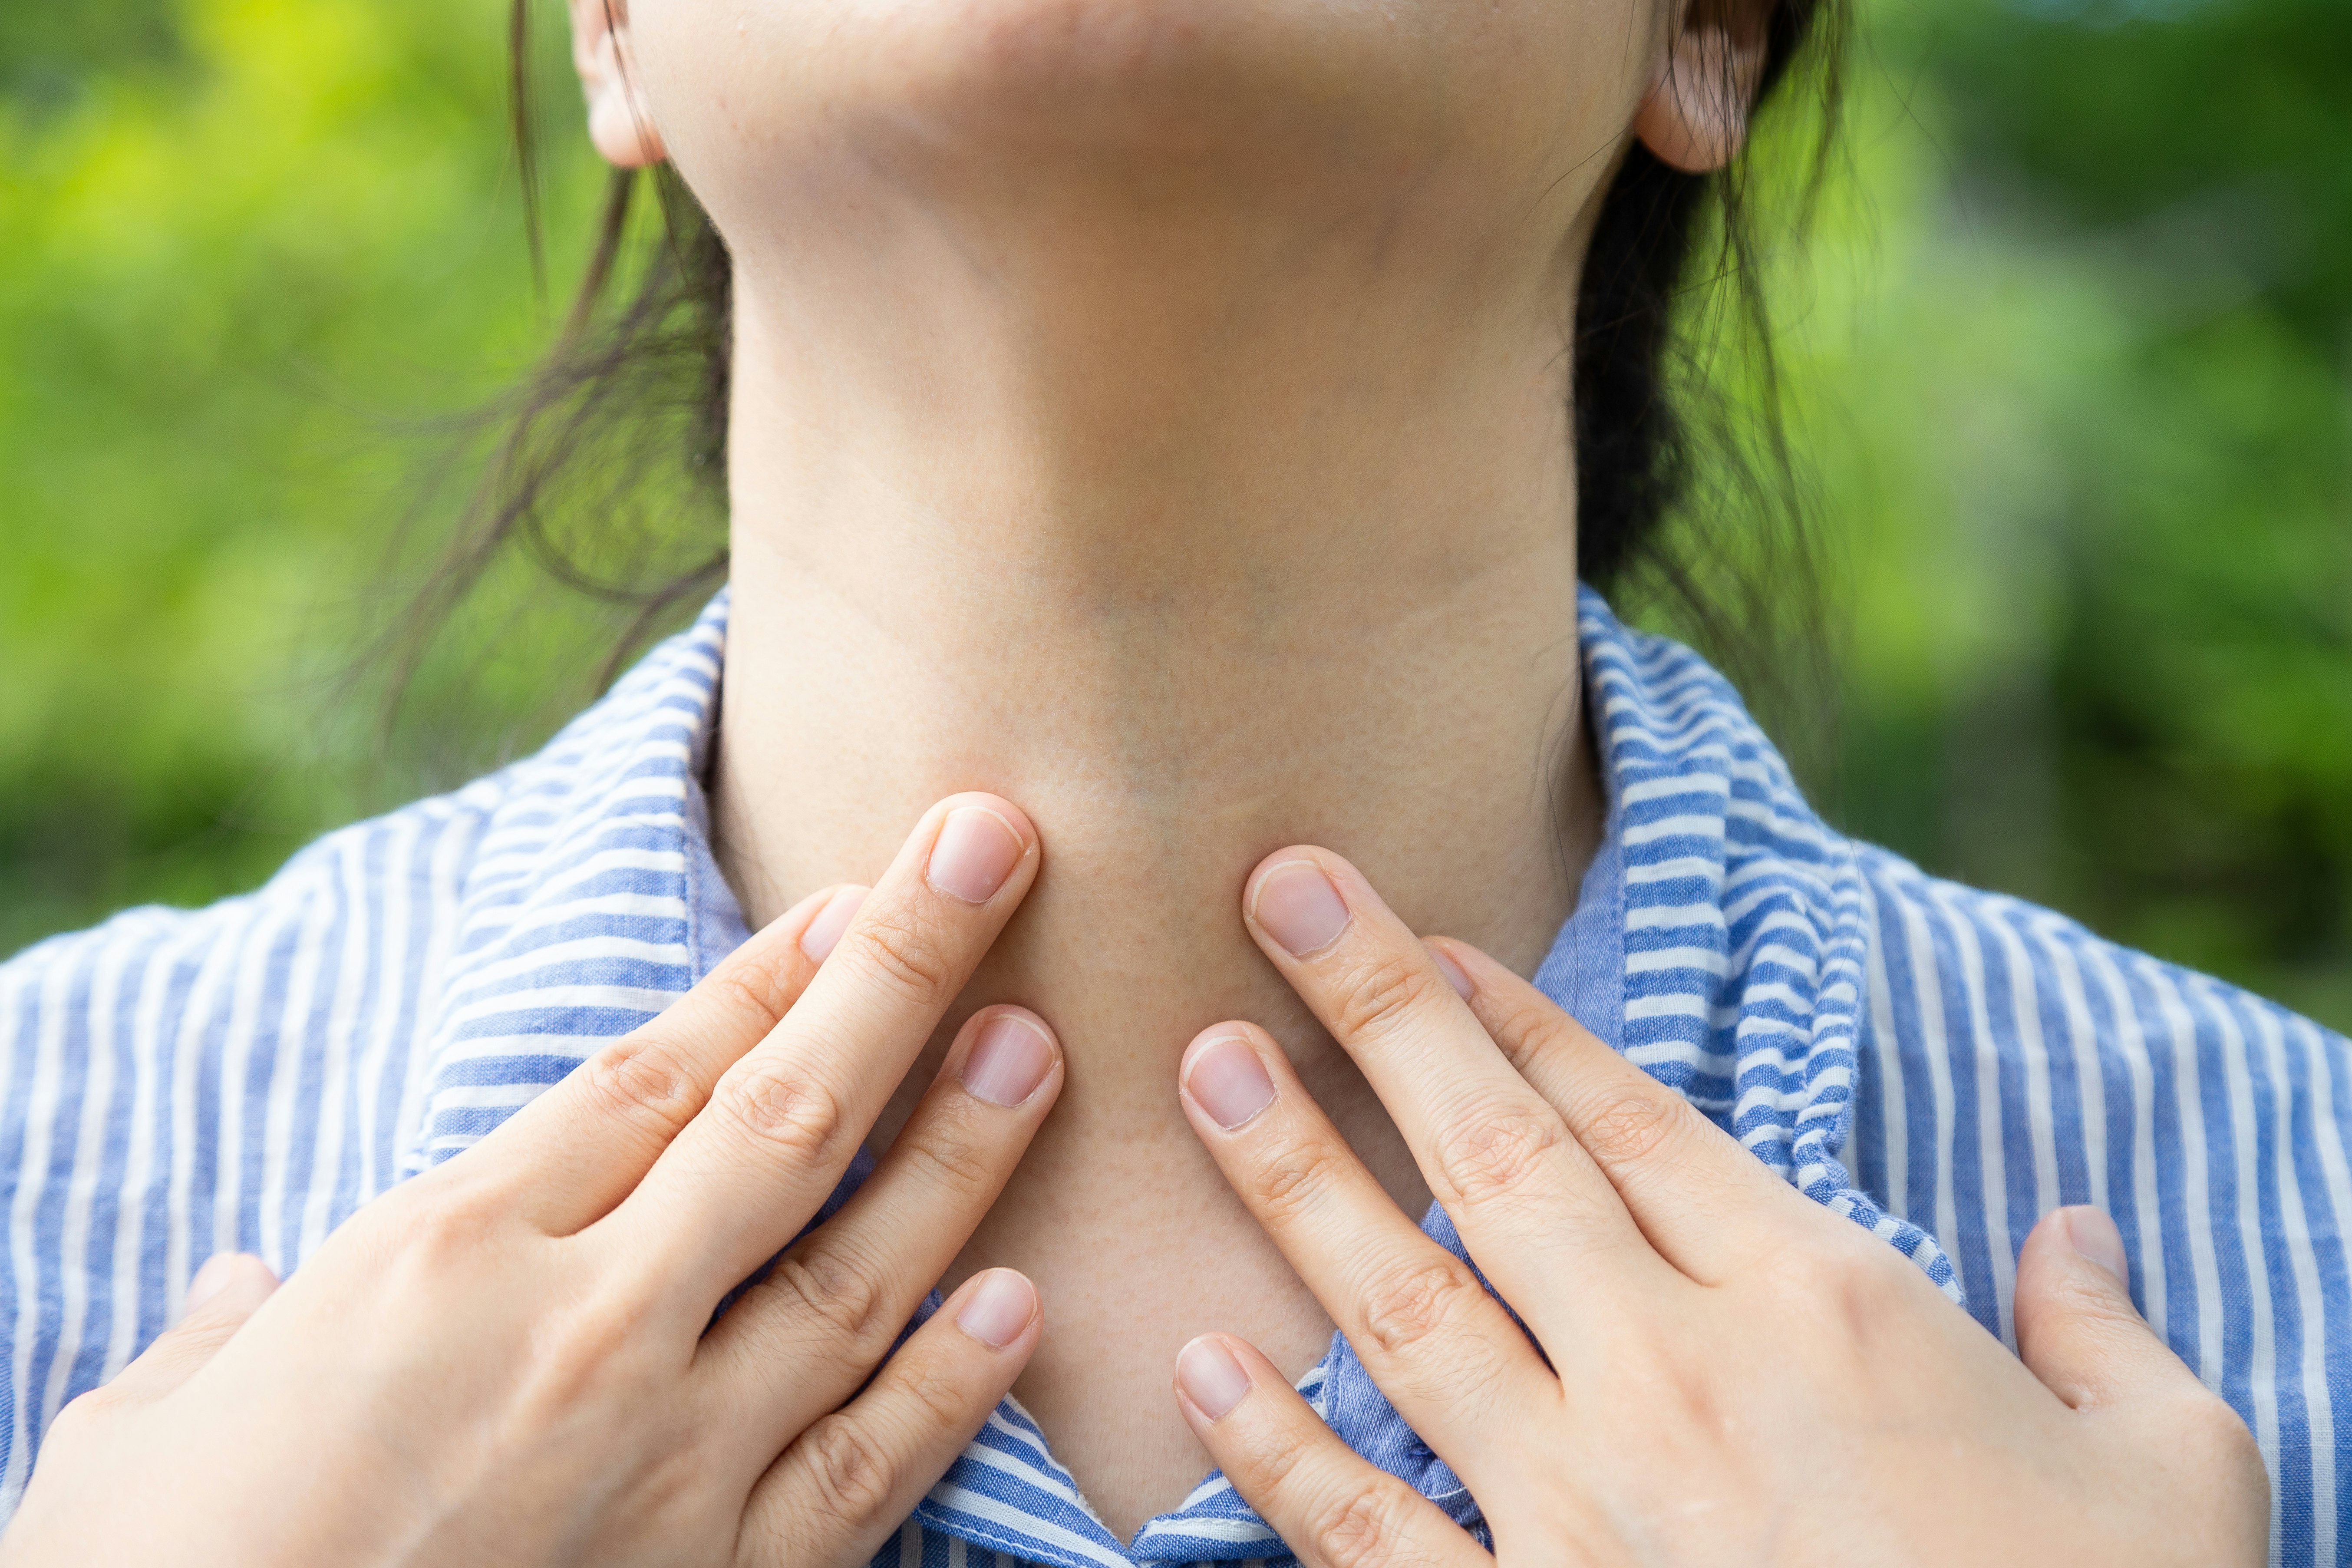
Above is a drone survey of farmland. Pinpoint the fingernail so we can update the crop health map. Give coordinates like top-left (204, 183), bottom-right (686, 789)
top-left (1184, 1037), bottom-right (1277, 1130)
top-left (1250, 860), bottom-right (1351, 957)
top-left (2063, 1206), bottom-right (2130, 1285)
top-left (960, 1013), bottom-right (1055, 1107)
top-left (1176, 1336), bottom-right (1253, 1422)
top-left (799, 886), bottom-right (868, 963)
top-left (928, 807), bottom-right (1024, 905)
top-left (955, 1269), bottom-right (1037, 1350)
top-left (1428, 944), bottom-right (1474, 1000)
top-left (186, 1253), bottom-right (238, 1311)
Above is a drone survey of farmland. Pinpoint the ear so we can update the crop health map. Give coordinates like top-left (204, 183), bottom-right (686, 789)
top-left (570, 0), bottom-right (666, 168)
top-left (1632, 1), bottom-right (1772, 174)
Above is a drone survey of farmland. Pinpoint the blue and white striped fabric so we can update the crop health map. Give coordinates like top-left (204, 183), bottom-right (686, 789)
top-left (3, 586), bottom-right (2345, 1565)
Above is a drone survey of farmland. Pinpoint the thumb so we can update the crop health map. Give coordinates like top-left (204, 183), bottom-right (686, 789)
top-left (111, 1253), bottom-right (281, 1401)
top-left (2014, 1205), bottom-right (2197, 1411)
top-left (2016, 1206), bottom-right (2273, 1561)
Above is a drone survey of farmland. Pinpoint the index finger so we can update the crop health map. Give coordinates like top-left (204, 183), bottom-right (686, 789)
top-left (1238, 846), bottom-right (1665, 1314)
top-left (598, 792), bottom-right (1040, 1305)
top-left (1176, 1021), bottom-right (1554, 1481)
top-left (462, 878), bottom-right (869, 1235)
top-left (1428, 937), bottom-right (1816, 1285)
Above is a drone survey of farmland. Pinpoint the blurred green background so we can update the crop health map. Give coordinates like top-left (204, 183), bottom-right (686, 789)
top-left (3, 0), bottom-right (2348, 1027)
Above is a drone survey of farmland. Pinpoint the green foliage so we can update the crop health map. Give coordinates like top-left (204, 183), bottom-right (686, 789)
top-left (0, 0), bottom-right (183, 120)
top-left (1804, 0), bottom-right (2352, 1025)
top-left (2, 0), bottom-right (2347, 1029)
top-left (0, 0), bottom-right (616, 953)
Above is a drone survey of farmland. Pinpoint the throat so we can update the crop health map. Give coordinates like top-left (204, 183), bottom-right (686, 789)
top-left (702, 195), bottom-right (1602, 1532)
top-left (708, 531), bottom-right (1598, 1536)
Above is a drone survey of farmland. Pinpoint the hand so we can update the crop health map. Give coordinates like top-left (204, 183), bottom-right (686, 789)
top-left (0, 795), bottom-right (1063, 1568)
top-left (1167, 847), bottom-right (2270, 1566)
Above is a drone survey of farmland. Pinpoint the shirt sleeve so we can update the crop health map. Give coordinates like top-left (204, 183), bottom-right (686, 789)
top-left (1851, 846), bottom-right (2352, 1568)
top-left (0, 819), bottom-right (446, 1518)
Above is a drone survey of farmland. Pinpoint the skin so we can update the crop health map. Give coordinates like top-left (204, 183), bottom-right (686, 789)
top-left (0, 0), bottom-right (2273, 1557)
top-left (1168, 846), bottom-right (2270, 1564)
top-left (584, 0), bottom-right (1734, 1528)
top-left (0, 829), bottom-right (2270, 1567)
top-left (1, 797), bottom-right (1065, 1567)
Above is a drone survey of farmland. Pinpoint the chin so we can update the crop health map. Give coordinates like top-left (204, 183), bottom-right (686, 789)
top-left (633, 0), bottom-right (1558, 208)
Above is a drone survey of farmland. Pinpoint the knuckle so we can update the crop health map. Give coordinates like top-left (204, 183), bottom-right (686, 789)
top-left (795, 1413), bottom-right (899, 1531)
top-left (47, 1386), bottom-right (118, 1439)
top-left (1569, 1082), bottom-right (1682, 1170)
top-left (1329, 949), bottom-right (1445, 1045)
top-left (851, 906), bottom-right (958, 1003)
top-left (1431, 1104), bottom-right (1566, 1208)
top-left (525, 1301), bottom-right (646, 1410)
top-left (391, 1185), bottom-right (507, 1265)
top-left (577, 1036), bottom-right (703, 1142)
top-left (1488, 1008), bottom-right (1566, 1078)
top-left (703, 958), bottom-right (796, 1037)
top-left (1357, 1258), bottom-right (1482, 1360)
top-left (715, 1061), bottom-right (845, 1162)
top-left (2041, 1265), bottom-right (2147, 1337)
top-left (1303, 1481), bottom-right (1407, 1568)
top-left (897, 1106), bottom-right (1001, 1206)
top-left (769, 1244), bottom-right (892, 1357)
top-left (887, 1352), bottom-right (974, 1430)
top-left (1247, 1137), bottom-right (1350, 1228)
top-left (1231, 1418), bottom-right (1316, 1496)
top-left (1803, 1235), bottom-right (1912, 1349)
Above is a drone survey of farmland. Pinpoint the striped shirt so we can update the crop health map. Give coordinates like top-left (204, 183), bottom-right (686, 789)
top-left (2, 587), bottom-right (2343, 1566)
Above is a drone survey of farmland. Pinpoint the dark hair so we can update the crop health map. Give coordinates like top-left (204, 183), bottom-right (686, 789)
top-left (390, 0), bottom-right (1843, 724)
top-left (1574, 3), bottom-right (1840, 589)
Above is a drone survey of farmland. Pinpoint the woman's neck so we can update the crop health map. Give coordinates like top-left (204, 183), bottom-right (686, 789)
top-left (706, 172), bottom-right (1603, 1534)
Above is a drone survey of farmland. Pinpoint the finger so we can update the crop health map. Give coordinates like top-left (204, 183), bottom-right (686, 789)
top-left (739, 1268), bottom-right (1042, 1568)
top-left (1178, 1021), bottom-right (1555, 1474)
top-left (1240, 847), bottom-right (1667, 1314)
top-left (607, 794), bottom-right (1039, 1305)
top-left (106, 1254), bottom-right (281, 1402)
top-left (1429, 936), bottom-right (1814, 1284)
top-left (2015, 1207), bottom-right (2270, 1550)
top-left (697, 1005), bottom-right (1063, 1443)
top-left (2014, 1206), bottom-right (2217, 1413)
top-left (1172, 1334), bottom-right (1486, 1568)
top-left (472, 881), bottom-right (868, 1234)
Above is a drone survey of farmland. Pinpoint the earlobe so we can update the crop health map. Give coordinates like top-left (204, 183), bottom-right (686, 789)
top-left (571, 0), bottom-right (667, 169)
top-left (1631, 9), bottom-right (1769, 175)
